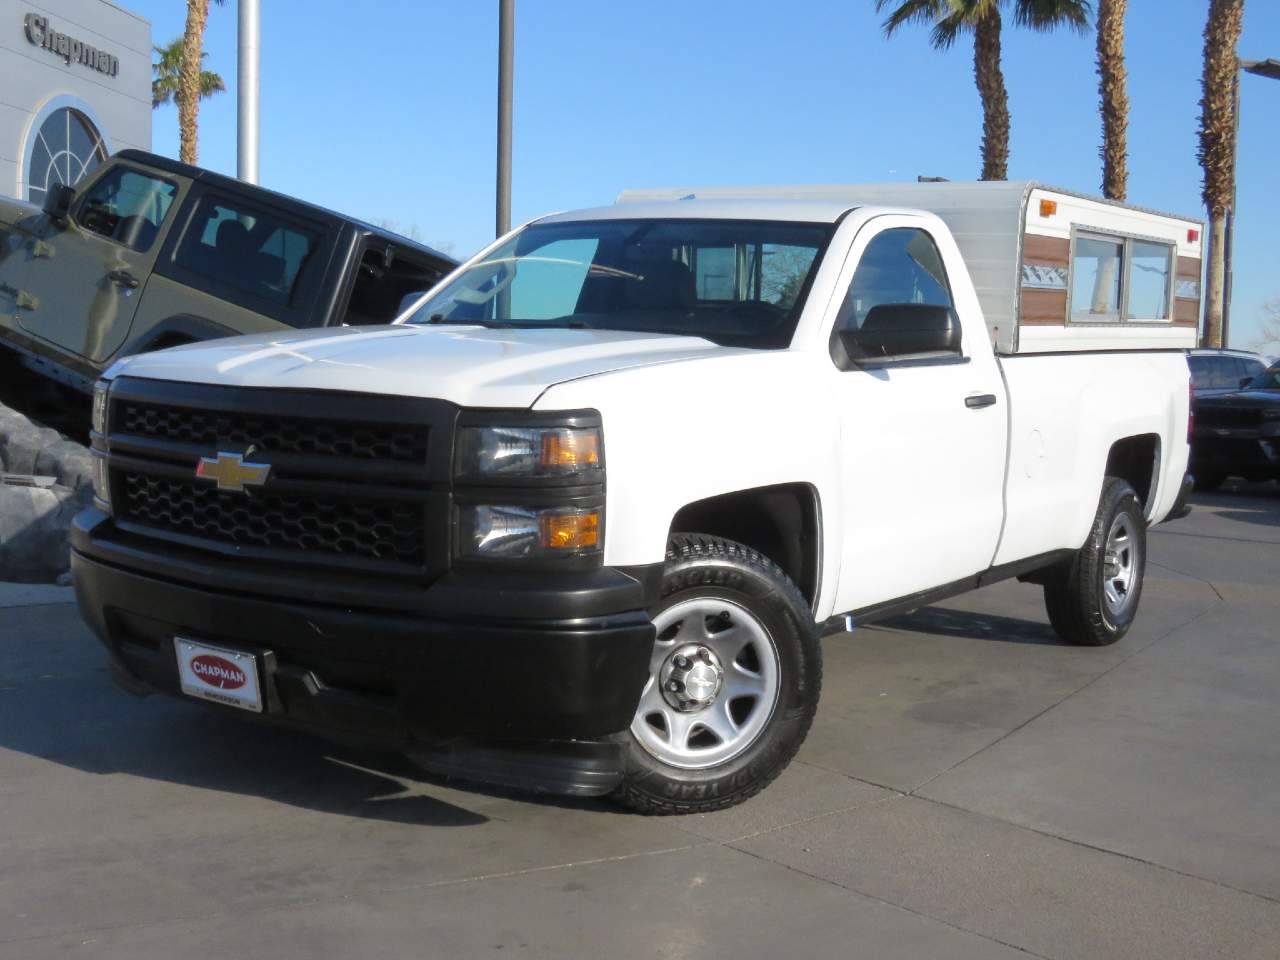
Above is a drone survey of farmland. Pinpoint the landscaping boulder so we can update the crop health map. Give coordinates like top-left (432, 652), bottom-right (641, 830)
top-left (0, 483), bottom-right (85, 583)
top-left (0, 400), bottom-right (95, 582)
top-left (0, 405), bottom-right (64, 474)
top-left (33, 439), bottom-right (95, 494)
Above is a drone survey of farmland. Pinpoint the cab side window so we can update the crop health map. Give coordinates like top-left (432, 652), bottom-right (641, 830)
top-left (834, 227), bottom-right (953, 332)
top-left (77, 167), bottom-right (177, 252)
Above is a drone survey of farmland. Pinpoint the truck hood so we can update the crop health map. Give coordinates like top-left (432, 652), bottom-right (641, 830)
top-left (106, 324), bottom-right (733, 407)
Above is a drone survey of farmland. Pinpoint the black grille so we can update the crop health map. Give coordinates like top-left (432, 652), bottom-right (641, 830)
top-left (1197, 405), bottom-right (1263, 429)
top-left (120, 472), bottom-right (426, 566)
top-left (120, 401), bottom-right (429, 463)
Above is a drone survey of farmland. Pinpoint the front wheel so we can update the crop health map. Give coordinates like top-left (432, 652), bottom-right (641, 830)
top-left (1043, 477), bottom-right (1147, 646)
top-left (611, 534), bottom-right (821, 814)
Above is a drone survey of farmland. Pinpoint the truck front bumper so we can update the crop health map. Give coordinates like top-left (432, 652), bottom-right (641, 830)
top-left (71, 510), bottom-right (658, 797)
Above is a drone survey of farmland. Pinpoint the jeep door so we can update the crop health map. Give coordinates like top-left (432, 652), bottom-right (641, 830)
top-left (125, 185), bottom-right (334, 348)
top-left (16, 162), bottom-right (185, 366)
top-left (827, 217), bottom-right (1009, 613)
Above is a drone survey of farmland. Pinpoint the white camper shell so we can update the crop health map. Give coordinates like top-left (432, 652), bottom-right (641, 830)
top-left (617, 182), bottom-right (1204, 355)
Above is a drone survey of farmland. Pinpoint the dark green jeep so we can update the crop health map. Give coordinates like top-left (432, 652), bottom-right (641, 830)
top-left (0, 150), bottom-right (456, 393)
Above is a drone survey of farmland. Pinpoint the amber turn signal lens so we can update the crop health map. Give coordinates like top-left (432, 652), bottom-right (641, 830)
top-left (540, 430), bottom-right (600, 470)
top-left (539, 510), bottom-right (600, 550)
top-left (1039, 199), bottom-right (1058, 218)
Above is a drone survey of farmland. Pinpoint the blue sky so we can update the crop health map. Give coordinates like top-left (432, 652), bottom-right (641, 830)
top-left (135, 0), bottom-right (1280, 350)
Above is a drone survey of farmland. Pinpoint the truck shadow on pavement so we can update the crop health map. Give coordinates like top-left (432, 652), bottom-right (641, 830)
top-left (1193, 485), bottom-right (1280, 528)
top-left (877, 606), bottom-right (1061, 645)
top-left (0, 644), bottom-right (492, 826)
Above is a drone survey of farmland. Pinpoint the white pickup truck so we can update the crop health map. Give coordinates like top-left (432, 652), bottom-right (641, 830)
top-left (73, 181), bottom-right (1198, 813)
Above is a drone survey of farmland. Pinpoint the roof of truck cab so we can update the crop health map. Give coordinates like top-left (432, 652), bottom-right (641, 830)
top-left (537, 198), bottom-right (860, 225)
top-left (113, 149), bottom-right (457, 266)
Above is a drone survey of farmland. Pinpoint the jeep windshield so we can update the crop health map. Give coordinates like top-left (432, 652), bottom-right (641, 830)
top-left (398, 219), bottom-right (833, 348)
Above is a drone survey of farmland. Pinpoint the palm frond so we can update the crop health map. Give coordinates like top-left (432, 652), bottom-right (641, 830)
top-left (931, 6), bottom-right (977, 49)
top-left (877, 0), bottom-right (949, 37)
top-left (153, 35), bottom-right (224, 109)
top-left (1014, 0), bottom-right (1091, 33)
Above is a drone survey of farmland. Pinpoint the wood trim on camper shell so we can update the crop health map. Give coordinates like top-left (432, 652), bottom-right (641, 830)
top-left (1019, 234), bottom-right (1070, 325)
top-left (1173, 255), bottom-right (1201, 328)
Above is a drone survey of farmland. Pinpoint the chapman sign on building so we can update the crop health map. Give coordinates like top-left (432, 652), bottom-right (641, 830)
top-left (24, 11), bottom-right (122, 76)
top-left (0, 0), bottom-right (150, 205)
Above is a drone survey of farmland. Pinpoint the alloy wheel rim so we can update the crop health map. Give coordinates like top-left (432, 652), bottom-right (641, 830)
top-left (630, 597), bottom-right (781, 770)
top-left (1101, 513), bottom-right (1138, 617)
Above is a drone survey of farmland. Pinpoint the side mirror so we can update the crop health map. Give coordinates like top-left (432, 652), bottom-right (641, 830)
top-left (836, 303), bottom-right (961, 365)
top-left (42, 183), bottom-right (75, 227)
top-left (1239, 376), bottom-right (1254, 389)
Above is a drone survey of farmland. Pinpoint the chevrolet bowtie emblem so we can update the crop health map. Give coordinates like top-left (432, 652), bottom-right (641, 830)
top-left (195, 452), bottom-right (271, 493)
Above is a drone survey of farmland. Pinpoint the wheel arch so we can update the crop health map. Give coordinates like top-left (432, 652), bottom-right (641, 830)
top-left (1104, 433), bottom-right (1161, 516)
top-left (668, 482), bottom-right (822, 612)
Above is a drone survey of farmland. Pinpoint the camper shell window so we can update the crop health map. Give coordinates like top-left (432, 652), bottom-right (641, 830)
top-left (1068, 228), bottom-right (1174, 324)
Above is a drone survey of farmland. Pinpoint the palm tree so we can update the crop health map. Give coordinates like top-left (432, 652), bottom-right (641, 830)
top-left (1198, 0), bottom-right (1246, 349)
top-left (152, 37), bottom-right (225, 110)
top-left (176, 0), bottom-right (225, 165)
top-left (877, 0), bottom-right (1091, 181)
top-left (1095, 0), bottom-right (1128, 200)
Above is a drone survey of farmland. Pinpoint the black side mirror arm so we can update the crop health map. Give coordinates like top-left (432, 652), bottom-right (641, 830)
top-left (42, 184), bottom-right (76, 229)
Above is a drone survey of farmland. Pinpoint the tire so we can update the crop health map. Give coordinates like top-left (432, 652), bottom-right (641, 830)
top-left (611, 534), bottom-right (821, 815)
top-left (1193, 471), bottom-right (1226, 492)
top-left (1042, 477), bottom-right (1146, 646)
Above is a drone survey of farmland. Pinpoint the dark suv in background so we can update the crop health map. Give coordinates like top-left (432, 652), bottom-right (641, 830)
top-left (1188, 348), bottom-right (1269, 398)
top-left (0, 150), bottom-right (456, 394)
top-left (1189, 350), bottom-right (1280, 490)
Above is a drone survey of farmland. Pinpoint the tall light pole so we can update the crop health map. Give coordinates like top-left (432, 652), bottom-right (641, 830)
top-left (496, 0), bottom-right (514, 238)
top-left (1224, 58), bottom-right (1280, 346)
top-left (237, 0), bottom-right (261, 184)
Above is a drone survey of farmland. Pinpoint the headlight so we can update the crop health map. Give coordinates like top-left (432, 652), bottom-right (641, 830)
top-left (455, 425), bottom-right (602, 481)
top-left (458, 504), bottom-right (601, 559)
top-left (91, 451), bottom-right (111, 514)
top-left (91, 379), bottom-right (110, 436)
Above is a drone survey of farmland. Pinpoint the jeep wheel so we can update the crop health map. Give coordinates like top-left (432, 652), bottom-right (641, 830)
top-left (611, 534), bottom-right (821, 814)
top-left (1043, 477), bottom-right (1146, 646)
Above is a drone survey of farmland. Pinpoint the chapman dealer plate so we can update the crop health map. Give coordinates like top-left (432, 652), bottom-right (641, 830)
top-left (173, 638), bottom-right (263, 713)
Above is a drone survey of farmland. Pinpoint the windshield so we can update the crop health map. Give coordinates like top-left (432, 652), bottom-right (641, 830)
top-left (399, 219), bottom-right (833, 348)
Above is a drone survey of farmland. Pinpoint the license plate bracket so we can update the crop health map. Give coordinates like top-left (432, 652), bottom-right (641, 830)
top-left (174, 637), bottom-right (264, 713)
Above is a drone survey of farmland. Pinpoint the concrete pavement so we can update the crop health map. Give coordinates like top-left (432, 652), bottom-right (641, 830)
top-left (1, 487), bottom-right (1278, 958)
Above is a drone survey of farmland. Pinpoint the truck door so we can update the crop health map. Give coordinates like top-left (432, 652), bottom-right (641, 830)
top-left (16, 163), bottom-right (182, 364)
top-left (828, 218), bottom-right (1008, 613)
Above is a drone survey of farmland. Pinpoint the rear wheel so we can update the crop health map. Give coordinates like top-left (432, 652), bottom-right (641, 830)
top-left (611, 534), bottom-right (821, 814)
top-left (1043, 478), bottom-right (1146, 646)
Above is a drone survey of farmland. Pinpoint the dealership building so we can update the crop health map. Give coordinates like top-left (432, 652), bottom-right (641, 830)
top-left (0, 0), bottom-right (150, 206)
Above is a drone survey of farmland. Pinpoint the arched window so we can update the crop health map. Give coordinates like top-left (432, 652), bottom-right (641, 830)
top-left (25, 107), bottom-right (108, 207)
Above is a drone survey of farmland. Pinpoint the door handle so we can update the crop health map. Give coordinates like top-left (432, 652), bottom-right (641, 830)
top-left (108, 269), bottom-right (139, 289)
top-left (965, 393), bottom-right (998, 409)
